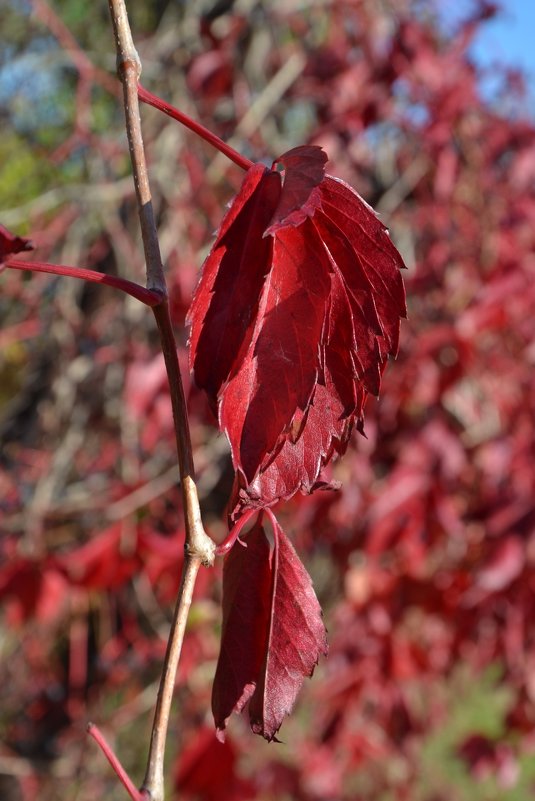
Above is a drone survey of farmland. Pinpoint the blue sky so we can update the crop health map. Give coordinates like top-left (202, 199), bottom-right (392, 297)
top-left (446, 1), bottom-right (534, 104)
top-left (472, 0), bottom-right (535, 78)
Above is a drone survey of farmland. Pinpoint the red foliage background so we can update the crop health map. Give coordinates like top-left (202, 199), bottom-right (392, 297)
top-left (1, 1), bottom-right (535, 799)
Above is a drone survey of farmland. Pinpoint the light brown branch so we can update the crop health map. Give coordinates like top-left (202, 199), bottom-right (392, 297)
top-left (152, 301), bottom-right (215, 565)
top-left (107, 0), bottom-right (165, 294)
top-left (106, 2), bottom-right (215, 800)
top-left (140, 556), bottom-right (202, 799)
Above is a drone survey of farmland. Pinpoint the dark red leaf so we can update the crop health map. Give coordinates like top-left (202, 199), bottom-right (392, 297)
top-left (212, 516), bottom-right (273, 735)
top-left (56, 523), bottom-right (140, 590)
top-left (267, 145), bottom-right (327, 231)
top-left (189, 146), bottom-right (406, 507)
top-left (0, 558), bottom-right (69, 626)
top-left (0, 223), bottom-right (33, 264)
top-left (212, 511), bottom-right (327, 741)
top-left (188, 164), bottom-right (280, 403)
top-left (219, 218), bottom-right (331, 481)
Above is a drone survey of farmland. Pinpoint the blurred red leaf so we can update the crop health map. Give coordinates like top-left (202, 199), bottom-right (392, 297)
top-left (0, 558), bottom-right (69, 626)
top-left (0, 223), bottom-right (33, 264)
top-left (212, 511), bottom-right (327, 741)
top-left (57, 523), bottom-right (140, 590)
top-left (175, 727), bottom-right (253, 801)
top-left (189, 146), bottom-right (406, 507)
top-left (477, 535), bottom-right (525, 593)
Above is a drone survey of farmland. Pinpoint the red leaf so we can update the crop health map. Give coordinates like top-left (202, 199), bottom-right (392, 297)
top-left (267, 145), bottom-right (327, 231)
top-left (174, 727), bottom-right (253, 801)
top-left (0, 223), bottom-right (33, 264)
top-left (212, 516), bottom-right (272, 732)
top-left (212, 511), bottom-right (328, 741)
top-left (189, 146), bottom-right (406, 506)
top-left (188, 164), bottom-right (280, 404)
top-left (57, 523), bottom-right (140, 590)
top-left (477, 536), bottom-right (524, 593)
top-left (219, 218), bottom-right (331, 481)
top-left (0, 558), bottom-right (69, 625)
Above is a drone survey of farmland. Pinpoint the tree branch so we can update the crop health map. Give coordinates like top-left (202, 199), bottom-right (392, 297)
top-left (107, 0), bottom-right (164, 294)
top-left (140, 556), bottom-right (202, 799)
top-left (106, 2), bottom-right (215, 799)
top-left (152, 301), bottom-right (215, 565)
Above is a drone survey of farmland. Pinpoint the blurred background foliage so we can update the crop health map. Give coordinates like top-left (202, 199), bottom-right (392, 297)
top-left (1, 1), bottom-right (535, 800)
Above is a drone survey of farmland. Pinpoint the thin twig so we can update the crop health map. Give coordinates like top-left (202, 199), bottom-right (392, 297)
top-left (106, 2), bottom-right (215, 800)
top-left (5, 258), bottom-right (161, 307)
top-left (138, 83), bottom-right (253, 172)
top-left (87, 724), bottom-right (146, 801)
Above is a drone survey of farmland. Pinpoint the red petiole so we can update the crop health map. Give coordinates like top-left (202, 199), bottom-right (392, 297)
top-left (137, 83), bottom-right (254, 173)
top-left (215, 507), bottom-right (259, 556)
top-left (4, 258), bottom-right (162, 307)
top-left (87, 723), bottom-right (147, 801)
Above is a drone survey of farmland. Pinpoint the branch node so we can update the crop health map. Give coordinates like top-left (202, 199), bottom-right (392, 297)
top-left (117, 54), bottom-right (141, 80)
top-left (187, 535), bottom-right (216, 568)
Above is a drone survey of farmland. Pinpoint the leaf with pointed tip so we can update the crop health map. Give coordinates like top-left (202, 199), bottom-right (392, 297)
top-left (267, 144), bottom-right (327, 231)
top-left (189, 146), bottom-right (406, 507)
top-left (212, 511), bottom-right (327, 741)
top-left (212, 516), bottom-right (273, 737)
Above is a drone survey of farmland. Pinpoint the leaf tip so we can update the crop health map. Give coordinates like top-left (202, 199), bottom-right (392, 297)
top-left (0, 223), bottom-right (34, 264)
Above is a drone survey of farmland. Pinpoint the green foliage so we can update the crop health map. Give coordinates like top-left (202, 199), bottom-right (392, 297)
top-left (360, 666), bottom-right (535, 801)
top-left (417, 665), bottom-right (514, 801)
top-left (0, 132), bottom-right (61, 209)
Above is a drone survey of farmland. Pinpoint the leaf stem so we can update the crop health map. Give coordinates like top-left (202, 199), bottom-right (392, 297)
top-left (215, 507), bottom-right (258, 556)
top-left (4, 258), bottom-right (162, 306)
top-left (107, 2), bottom-right (215, 800)
top-left (138, 83), bottom-right (254, 172)
top-left (87, 723), bottom-right (147, 801)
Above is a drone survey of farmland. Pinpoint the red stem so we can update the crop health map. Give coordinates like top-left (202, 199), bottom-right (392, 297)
top-left (265, 507), bottom-right (281, 534)
top-left (215, 507), bottom-right (258, 556)
top-left (137, 84), bottom-right (254, 172)
top-left (4, 258), bottom-right (162, 307)
top-left (87, 723), bottom-right (147, 801)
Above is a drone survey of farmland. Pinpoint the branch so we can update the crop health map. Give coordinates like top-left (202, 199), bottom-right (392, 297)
top-left (107, 0), bottom-right (165, 295)
top-left (140, 557), bottom-right (201, 798)
top-left (152, 301), bottom-right (214, 565)
top-left (106, 2), bottom-right (215, 799)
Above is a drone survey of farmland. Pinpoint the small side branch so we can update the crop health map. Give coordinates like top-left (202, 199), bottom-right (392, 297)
top-left (137, 83), bottom-right (253, 172)
top-left (4, 258), bottom-right (162, 306)
top-left (87, 723), bottom-right (147, 801)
